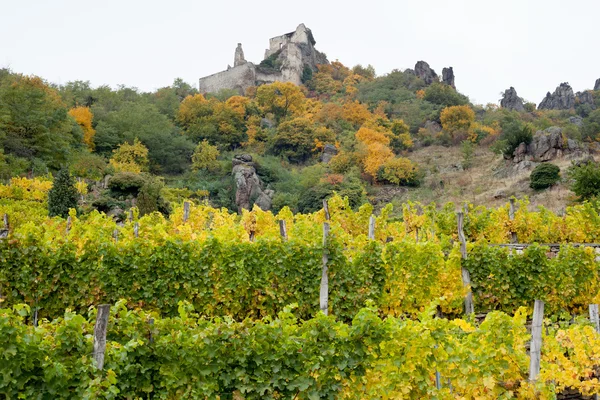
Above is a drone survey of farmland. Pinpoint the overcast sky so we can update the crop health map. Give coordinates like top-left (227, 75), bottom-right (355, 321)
top-left (2, 0), bottom-right (598, 105)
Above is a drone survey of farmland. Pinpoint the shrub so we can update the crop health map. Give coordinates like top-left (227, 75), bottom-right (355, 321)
top-left (498, 123), bottom-right (533, 158)
top-left (461, 140), bottom-right (475, 170)
top-left (440, 105), bottom-right (475, 137)
top-left (108, 172), bottom-right (147, 196)
top-left (569, 161), bottom-right (600, 200)
top-left (377, 157), bottom-right (421, 186)
top-left (191, 140), bottom-right (220, 171)
top-left (423, 83), bottom-right (469, 107)
top-left (137, 177), bottom-right (170, 216)
top-left (48, 168), bottom-right (79, 218)
top-left (530, 163), bottom-right (560, 190)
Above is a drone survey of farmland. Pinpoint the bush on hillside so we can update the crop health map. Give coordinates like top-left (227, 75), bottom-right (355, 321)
top-left (530, 163), bottom-right (560, 190)
top-left (108, 172), bottom-right (147, 196)
top-left (569, 161), bottom-right (600, 200)
top-left (48, 168), bottom-right (78, 218)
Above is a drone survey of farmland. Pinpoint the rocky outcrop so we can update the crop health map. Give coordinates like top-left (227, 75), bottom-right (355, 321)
top-left (442, 67), bottom-right (455, 88)
top-left (595, 78), bottom-right (600, 91)
top-left (423, 120), bottom-right (442, 133)
top-left (414, 61), bottom-right (438, 85)
top-left (512, 127), bottom-right (588, 163)
top-left (500, 87), bottom-right (525, 112)
top-left (569, 116), bottom-right (583, 127)
top-left (321, 144), bottom-right (338, 163)
top-left (234, 43), bottom-right (246, 67)
top-left (538, 83), bottom-right (575, 110)
top-left (232, 155), bottom-right (273, 213)
top-left (576, 91), bottom-right (596, 109)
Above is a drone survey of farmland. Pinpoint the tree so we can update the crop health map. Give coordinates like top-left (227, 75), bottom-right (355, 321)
top-left (271, 117), bottom-right (334, 163)
top-left (192, 140), bottom-right (220, 171)
top-left (530, 163), bottom-right (560, 190)
top-left (68, 106), bottom-right (96, 150)
top-left (355, 126), bottom-right (394, 177)
top-left (496, 123), bottom-right (533, 158)
top-left (378, 157), bottom-right (420, 186)
top-left (424, 83), bottom-right (469, 107)
top-left (137, 177), bottom-right (170, 216)
top-left (0, 73), bottom-right (81, 170)
top-left (440, 105), bottom-right (475, 136)
top-left (569, 162), bottom-right (600, 200)
top-left (95, 102), bottom-right (194, 174)
top-left (256, 82), bottom-right (306, 120)
top-left (48, 168), bottom-right (78, 218)
top-left (388, 119), bottom-right (413, 152)
top-left (109, 138), bottom-right (149, 173)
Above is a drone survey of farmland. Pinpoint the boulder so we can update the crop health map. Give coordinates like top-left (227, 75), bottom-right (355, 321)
top-left (423, 120), bottom-right (442, 133)
top-left (255, 189), bottom-right (274, 211)
top-left (413, 61), bottom-right (438, 85)
top-left (528, 127), bottom-right (563, 161)
top-left (595, 78), bottom-right (600, 91)
top-left (538, 83), bottom-right (575, 110)
top-left (321, 144), bottom-right (338, 163)
top-left (493, 189), bottom-right (506, 199)
top-left (568, 116), bottom-right (583, 127)
top-left (500, 87), bottom-right (525, 112)
top-left (442, 67), bottom-right (455, 88)
top-left (232, 154), bottom-right (273, 212)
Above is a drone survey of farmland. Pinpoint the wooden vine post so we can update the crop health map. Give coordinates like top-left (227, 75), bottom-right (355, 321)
top-left (509, 198), bottom-right (518, 244)
top-left (457, 212), bottom-right (474, 315)
top-left (529, 300), bottom-right (544, 381)
top-left (134, 222), bottom-right (139, 238)
top-left (368, 215), bottom-right (376, 240)
top-left (93, 304), bottom-right (111, 370)
top-left (590, 304), bottom-right (600, 333)
top-left (66, 216), bottom-right (72, 236)
top-left (183, 201), bottom-right (190, 223)
top-left (278, 220), bottom-right (287, 241)
top-left (320, 200), bottom-right (330, 315)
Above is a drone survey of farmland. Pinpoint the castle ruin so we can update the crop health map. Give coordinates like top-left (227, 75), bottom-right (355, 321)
top-left (198, 24), bottom-right (328, 94)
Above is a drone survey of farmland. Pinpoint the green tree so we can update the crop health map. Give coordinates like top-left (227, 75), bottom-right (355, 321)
top-left (0, 73), bottom-right (82, 171)
top-left (48, 168), bottom-right (78, 218)
top-left (137, 177), bottom-right (170, 216)
top-left (569, 161), bottom-right (600, 200)
top-left (530, 163), bottom-right (560, 190)
top-left (95, 102), bottom-right (194, 174)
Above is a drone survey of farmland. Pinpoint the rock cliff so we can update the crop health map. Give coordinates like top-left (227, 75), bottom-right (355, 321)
top-left (512, 127), bottom-right (587, 163)
top-left (442, 67), bottom-right (455, 88)
top-left (538, 83), bottom-right (575, 110)
top-left (500, 87), bottom-right (525, 112)
top-left (413, 61), bottom-right (438, 85)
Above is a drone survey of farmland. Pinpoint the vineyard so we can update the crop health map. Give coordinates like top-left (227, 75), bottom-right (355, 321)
top-left (2, 178), bottom-right (600, 398)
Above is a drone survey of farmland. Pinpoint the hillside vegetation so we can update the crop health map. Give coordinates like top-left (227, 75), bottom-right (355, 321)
top-left (2, 62), bottom-right (600, 217)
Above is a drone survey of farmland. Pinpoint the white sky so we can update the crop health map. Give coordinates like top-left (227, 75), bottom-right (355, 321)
top-left (1, 0), bottom-right (598, 105)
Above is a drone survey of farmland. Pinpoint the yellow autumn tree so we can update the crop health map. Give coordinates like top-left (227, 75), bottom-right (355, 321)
top-left (177, 94), bottom-right (209, 127)
top-left (68, 106), bottom-right (96, 150)
top-left (440, 105), bottom-right (475, 137)
top-left (109, 138), bottom-right (149, 173)
top-left (355, 126), bottom-right (394, 177)
top-left (256, 81), bottom-right (305, 120)
top-left (192, 140), bottom-right (220, 171)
